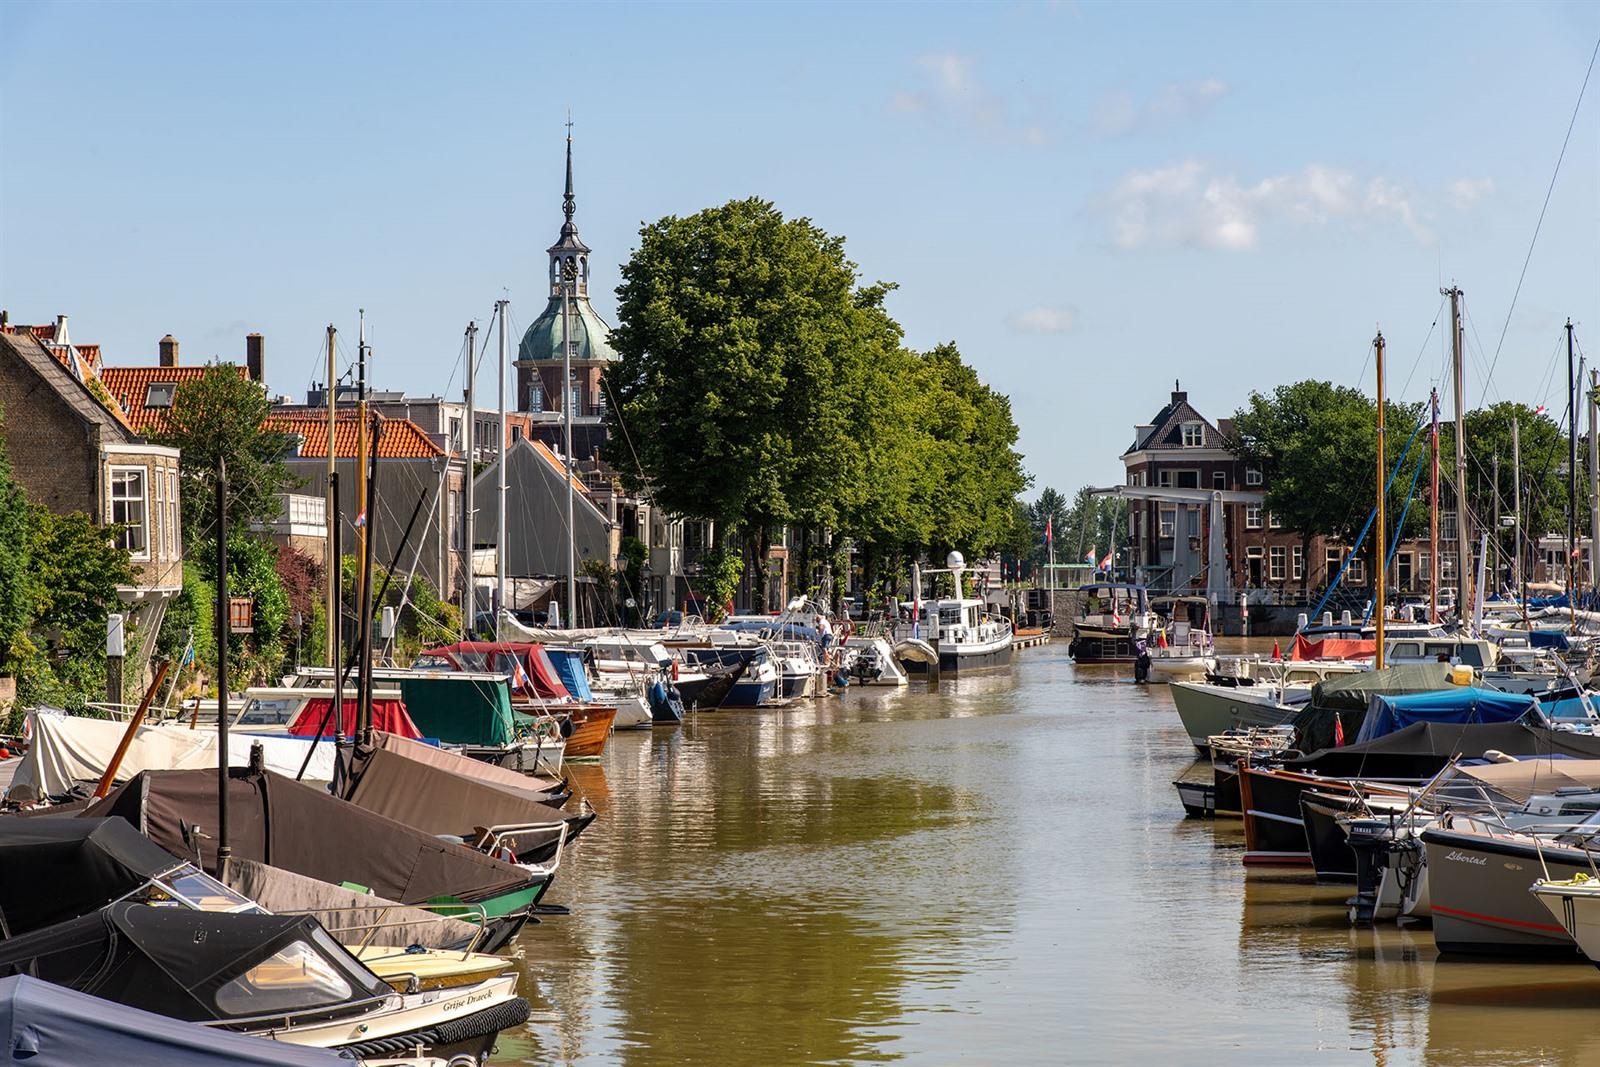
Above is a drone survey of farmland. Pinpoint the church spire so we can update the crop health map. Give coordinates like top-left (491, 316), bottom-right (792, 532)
top-left (547, 120), bottom-right (590, 299)
top-left (561, 116), bottom-right (576, 234)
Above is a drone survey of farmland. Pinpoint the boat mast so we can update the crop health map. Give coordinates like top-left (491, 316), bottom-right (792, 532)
top-left (1444, 285), bottom-right (1471, 623)
top-left (1590, 367), bottom-right (1598, 599)
top-left (462, 321), bottom-right (477, 638)
top-left (496, 299), bottom-right (509, 640)
top-left (324, 324), bottom-right (337, 665)
top-left (356, 310), bottom-right (369, 602)
top-left (1429, 387), bottom-right (1440, 624)
top-left (214, 456), bottom-right (231, 875)
top-left (1512, 413), bottom-right (1524, 616)
top-left (1568, 318), bottom-right (1578, 631)
top-left (1374, 331), bottom-right (1387, 670)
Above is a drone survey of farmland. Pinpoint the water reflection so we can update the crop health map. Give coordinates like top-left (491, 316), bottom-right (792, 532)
top-left (488, 645), bottom-right (1600, 1066)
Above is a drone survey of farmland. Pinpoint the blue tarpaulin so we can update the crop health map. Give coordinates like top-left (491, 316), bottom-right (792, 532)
top-left (1356, 687), bottom-right (1542, 743)
top-left (545, 648), bottom-right (595, 702)
top-left (0, 974), bottom-right (345, 1067)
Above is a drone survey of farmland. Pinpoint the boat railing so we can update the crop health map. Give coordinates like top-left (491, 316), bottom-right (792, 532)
top-left (283, 900), bottom-right (492, 960)
top-left (474, 819), bottom-right (569, 877)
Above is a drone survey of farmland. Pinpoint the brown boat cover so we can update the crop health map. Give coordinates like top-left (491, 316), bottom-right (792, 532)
top-left (85, 766), bottom-right (533, 905)
top-left (1454, 758), bottom-right (1600, 804)
top-left (370, 731), bottom-right (559, 796)
top-left (221, 858), bottom-right (479, 951)
top-left (347, 745), bottom-right (568, 847)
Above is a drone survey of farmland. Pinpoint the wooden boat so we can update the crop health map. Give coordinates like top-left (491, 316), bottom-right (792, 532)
top-left (559, 704), bottom-right (617, 760)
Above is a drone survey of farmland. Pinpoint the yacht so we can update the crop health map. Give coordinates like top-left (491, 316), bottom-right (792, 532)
top-left (1067, 582), bottom-right (1159, 663)
top-left (900, 554), bottom-right (1013, 674)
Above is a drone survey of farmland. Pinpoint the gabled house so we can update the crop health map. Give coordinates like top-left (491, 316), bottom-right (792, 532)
top-left (99, 332), bottom-right (260, 436)
top-left (0, 328), bottom-right (183, 613)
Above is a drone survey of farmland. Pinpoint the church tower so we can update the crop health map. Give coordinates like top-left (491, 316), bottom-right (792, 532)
top-left (514, 128), bottom-right (619, 462)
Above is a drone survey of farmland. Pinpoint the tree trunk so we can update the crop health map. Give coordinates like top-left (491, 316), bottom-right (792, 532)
top-left (753, 520), bottom-right (772, 614)
top-left (794, 523), bottom-right (812, 599)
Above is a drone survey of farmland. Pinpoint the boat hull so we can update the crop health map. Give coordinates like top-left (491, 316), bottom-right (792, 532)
top-left (1299, 792), bottom-right (1359, 883)
top-left (1169, 682), bottom-right (1297, 751)
top-left (903, 637), bottom-right (1014, 674)
top-left (1422, 827), bottom-right (1582, 956)
top-left (722, 677), bottom-right (777, 707)
top-left (562, 706), bottom-right (617, 761)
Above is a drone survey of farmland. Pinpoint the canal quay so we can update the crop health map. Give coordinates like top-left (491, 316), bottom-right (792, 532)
top-left (489, 643), bottom-right (1600, 1067)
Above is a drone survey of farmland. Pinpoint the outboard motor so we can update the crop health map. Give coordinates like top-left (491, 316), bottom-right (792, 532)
top-left (1133, 639), bottom-right (1151, 684)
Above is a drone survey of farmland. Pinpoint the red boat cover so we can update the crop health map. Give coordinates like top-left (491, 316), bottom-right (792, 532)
top-left (419, 641), bottom-right (571, 700)
top-left (286, 698), bottom-right (421, 739)
top-left (1291, 635), bottom-right (1377, 662)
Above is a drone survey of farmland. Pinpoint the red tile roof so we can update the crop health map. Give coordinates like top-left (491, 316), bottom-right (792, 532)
top-left (265, 413), bottom-right (445, 460)
top-left (2, 324), bottom-right (104, 382)
top-left (100, 365), bottom-right (247, 435)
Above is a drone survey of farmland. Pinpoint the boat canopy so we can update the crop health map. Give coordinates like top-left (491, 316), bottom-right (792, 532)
top-left (284, 697), bottom-right (421, 740)
top-left (1291, 634), bottom-right (1376, 661)
top-left (1453, 758), bottom-right (1600, 806)
top-left (0, 817), bottom-right (184, 938)
top-left (87, 766), bottom-right (535, 906)
top-left (416, 641), bottom-right (570, 700)
top-left (1285, 721), bottom-right (1600, 780)
top-left (0, 974), bottom-right (350, 1067)
top-left (544, 648), bottom-right (595, 702)
top-left (398, 674), bottom-right (521, 747)
top-left (366, 730), bottom-right (561, 794)
top-left (344, 742), bottom-right (579, 850)
top-left (0, 902), bottom-right (389, 1025)
top-left (1355, 687), bottom-right (1542, 744)
top-left (1290, 663), bottom-right (1454, 751)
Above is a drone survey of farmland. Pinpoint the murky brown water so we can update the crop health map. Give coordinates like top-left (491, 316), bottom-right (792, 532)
top-left (488, 642), bottom-right (1600, 1066)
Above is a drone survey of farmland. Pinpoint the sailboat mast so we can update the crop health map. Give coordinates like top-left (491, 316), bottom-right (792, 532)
top-left (496, 299), bottom-right (509, 640)
top-left (1568, 318), bottom-right (1578, 630)
top-left (356, 311), bottom-right (369, 591)
top-left (1590, 368), bottom-right (1598, 598)
top-left (324, 324), bottom-right (337, 665)
top-left (1429, 387), bottom-right (1440, 624)
top-left (1445, 285), bottom-right (1471, 621)
top-left (462, 321), bottom-right (477, 638)
top-left (1374, 331), bottom-right (1387, 670)
top-left (1512, 413), bottom-right (1524, 613)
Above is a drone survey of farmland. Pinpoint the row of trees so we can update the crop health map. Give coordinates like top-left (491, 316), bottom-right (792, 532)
top-left (602, 198), bottom-right (1030, 612)
top-left (1228, 380), bottom-right (1574, 596)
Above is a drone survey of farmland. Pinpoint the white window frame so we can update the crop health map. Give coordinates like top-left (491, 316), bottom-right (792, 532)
top-left (1246, 467), bottom-right (1263, 486)
top-left (1158, 508), bottom-right (1176, 539)
top-left (1245, 504), bottom-right (1263, 530)
top-left (1269, 546), bottom-right (1286, 581)
top-left (1157, 470), bottom-right (1172, 488)
top-left (109, 465), bottom-right (150, 560)
top-left (1348, 557), bottom-right (1367, 584)
top-left (153, 468), bottom-right (165, 561)
top-left (1292, 545), bottom-right (1304, 580)
top-left (167, 469), bottom-right (179, 558)
top-left (1181, 422), bottom-right (1204, 447)
top-left (1326, 548), bottom-right (1343, 582)
top-left (1269, 511), bottom-right (1283, 529)
top-left (145, 382), bottom-right (178, 409)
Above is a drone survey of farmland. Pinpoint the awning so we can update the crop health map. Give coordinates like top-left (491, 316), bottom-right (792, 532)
top-left (285, 698), bottom-right (422, 740)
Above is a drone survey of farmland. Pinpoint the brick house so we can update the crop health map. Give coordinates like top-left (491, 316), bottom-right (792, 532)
top-left (1121, 385), bottom-right (1435, 600)
top-left (0, 325), bottom-right (183, 620)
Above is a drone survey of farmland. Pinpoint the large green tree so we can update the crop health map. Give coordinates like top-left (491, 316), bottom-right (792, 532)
top-left (1229, 380), bottom-right (1425, 596)
top-left (604, 198), bottom-right (892, 610)
top-left (0, 428), bottom-right (33, 673)
top-left (154, 364), bottom-right (294, 543)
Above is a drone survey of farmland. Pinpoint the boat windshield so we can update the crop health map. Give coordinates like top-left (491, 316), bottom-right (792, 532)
top-left (131, 864), bottom-right (263, 915)
top-left (236, 695), bottom-right (301, 726)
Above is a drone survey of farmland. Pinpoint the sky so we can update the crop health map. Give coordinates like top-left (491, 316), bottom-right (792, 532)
top-left (3, 1), bottom-right (1598, 499)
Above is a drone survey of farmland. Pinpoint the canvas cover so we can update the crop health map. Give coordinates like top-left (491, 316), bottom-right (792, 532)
top-left (369, 730), bottom-right (561, 794)
top-left (221, 858), bottom-right (479, 951)
top-left (1356, 687), bottom-right (1540, 743)
top-left (0, 974), bottom-right (347, 1067)
top-left (1453, 758), bottom-right (1600, 805)
top-left (0, 903), bottom-right (387, 1023)
top-left (1292, 635), bottom-right (1377, 661)
top-left (285, 697), bottom-right (422, 739)
top-left (87, 766), bottom-right (535, 906)
top-left (5, 714), bottom-right (337, 805)
top-left (1311, 663), bottom-right (1455, 711)
top-left (345, 745), bottom-right (576, 854)
top-left (418, 641), bottom-right (571, 700)
top-left (1284, 721), bottom-right (1600, 780)
top-left (545, 649), bottom-right (596, 703)
top-left (0, 817), bottom-right (183, 938)
top-left (398, 674), bottom-right (520, 746)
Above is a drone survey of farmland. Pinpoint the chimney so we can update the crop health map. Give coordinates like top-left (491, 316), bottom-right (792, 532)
top-left (55, 315), bottom-right (70, 346)
top-left (1171, 379), bottom-right (1186, 405)
top-left (159, 334), bottom-right (179, 367)
top-left (245, 332), bottom-right (264, 383)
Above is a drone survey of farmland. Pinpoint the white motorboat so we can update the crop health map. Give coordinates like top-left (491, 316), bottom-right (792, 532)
top-left (1146, 595), bottom-right (1216, 682)
top-left (843, 635), bottom-right (909, 686)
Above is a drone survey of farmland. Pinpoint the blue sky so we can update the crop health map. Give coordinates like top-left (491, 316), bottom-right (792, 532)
top-left (3, 1), bottom-right (1597, 497)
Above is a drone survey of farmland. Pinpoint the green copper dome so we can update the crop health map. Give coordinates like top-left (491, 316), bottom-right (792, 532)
top-left (516, 295), bottom-right (619, 363)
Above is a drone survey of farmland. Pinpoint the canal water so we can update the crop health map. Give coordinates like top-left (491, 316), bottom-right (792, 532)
top-left (490, 642), bottom-right (1600, 1066)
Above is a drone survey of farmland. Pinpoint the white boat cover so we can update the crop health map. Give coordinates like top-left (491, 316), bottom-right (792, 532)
top-left (5, 714), bottom-right (337, 805)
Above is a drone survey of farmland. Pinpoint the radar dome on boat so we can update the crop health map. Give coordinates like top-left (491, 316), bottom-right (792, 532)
top-left (946, 551), bottom-right (965, 570)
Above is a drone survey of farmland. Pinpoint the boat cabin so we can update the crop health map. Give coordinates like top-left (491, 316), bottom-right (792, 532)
top-left (1077, 584), bottom-right (1150, 624)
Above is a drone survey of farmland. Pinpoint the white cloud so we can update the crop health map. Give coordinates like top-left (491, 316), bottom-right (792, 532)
top-left (1011, 307), bottom-right (1077, 334)
top-left (1095, 79), bottom-right (1228, 136)
top-left (1104, 161), bottom-right (1440, 251)
top-left (890, 51), bottom-right (1053, 145)
top-left (1446, 177), bottom-right (1495, 209)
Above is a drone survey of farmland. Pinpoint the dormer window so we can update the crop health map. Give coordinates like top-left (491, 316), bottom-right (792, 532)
top-left (1181, 422), bottom-right (1204, 447)
top-left (145, 382), bottom-right (177, 408)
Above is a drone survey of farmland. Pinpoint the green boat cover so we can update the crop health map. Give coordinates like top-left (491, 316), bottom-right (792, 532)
top-left (399, 674), bottom-right (518, 747)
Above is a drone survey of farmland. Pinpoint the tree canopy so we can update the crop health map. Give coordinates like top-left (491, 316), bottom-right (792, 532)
top-left (604, 198), bottom-right (1030, 609)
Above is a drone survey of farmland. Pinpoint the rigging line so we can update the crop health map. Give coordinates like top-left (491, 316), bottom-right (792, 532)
top-left (1398, 297), bottom-right (1446, 402)
top-left (1481, 34), bottom-right (1600, 396)
top-left (1461, 305), bottom-right (1502, 406)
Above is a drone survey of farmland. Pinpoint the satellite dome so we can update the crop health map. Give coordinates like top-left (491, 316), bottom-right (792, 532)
top-left (946, 550), bottom-right (965, 570)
